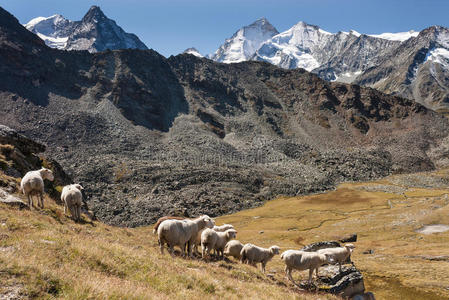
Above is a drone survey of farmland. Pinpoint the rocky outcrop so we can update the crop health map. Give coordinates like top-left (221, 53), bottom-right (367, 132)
top-left (318, 265), bottom-right (365, 298)
top-left (299, 241), bottom-right (368, 298)
top-left (0, 125), bottom-right (70, 198)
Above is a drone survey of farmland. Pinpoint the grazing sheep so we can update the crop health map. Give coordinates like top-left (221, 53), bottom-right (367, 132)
top-left (193, 224), bottom-right (235, 255)
top-left (317, 243), bottom-right (355, 272)
top-left (158, 215), bottom-right (214, 257)
top-left (240, 244), bottom-right (280, 273)
top-left (153, 216), bottom-right (186, 234)
top-left (213, 224), bottom-right (234, 232)
top-left (281, 250), bottom-right (334, 285)
top-left (61, 184), bottom-right (83, 221)
top-left (224, 240), bottom-right (245, 260)
top-left (20, 168), bottom-right (54, 209)
top-left (201, 228), bottom-right (237, 259)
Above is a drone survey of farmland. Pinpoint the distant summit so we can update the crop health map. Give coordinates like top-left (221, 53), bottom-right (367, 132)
top-left (211, 17), bottom-right (279, 63)
top-left (24, 6), bottom-right (148, 52)
top-left (183, 47), bottom-right (203, 57)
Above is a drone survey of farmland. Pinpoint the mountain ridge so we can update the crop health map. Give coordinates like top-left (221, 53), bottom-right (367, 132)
top-left (24, 5), bottom-right (148, 52)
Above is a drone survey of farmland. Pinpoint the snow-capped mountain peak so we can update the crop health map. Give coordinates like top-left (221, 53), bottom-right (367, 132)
top-left (24, 14), bottom-right (75, 48)
top-left (212, 17), bottom-right (279, 63)
top-left (24, 6), bottom-right (148, 53)
top-left (183, 47), bottom-right (203, 57)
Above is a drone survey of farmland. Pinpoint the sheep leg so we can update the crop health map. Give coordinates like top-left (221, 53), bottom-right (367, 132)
top-left (339, 262), bottom-right (342, 273)
top-left (76, 205), bottom-right (81, 221)
top-left (39, 192), bottom-right (44, 209)
top-left (27, 194), bottom-right (33, 210)
top-left (308, 268), bottom-right (313, 284)
top-left (159, 239), bottom-right (164, 254)
top-left (286, 267), bottom-right (297, 286)
top-left (261, 262), bottom-right (266, 273)
top-left (315, 267), bottom-right (319, 278)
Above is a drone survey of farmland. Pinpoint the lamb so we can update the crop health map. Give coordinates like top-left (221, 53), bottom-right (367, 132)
top-left (317, 243), bottom-right (355, 272)
top-left (240, 244), bottom-right (280, 273)
top-left (20, 168), bottom-right (54, 209)
top-left (224, 240), bottom-right (245, 260)
top-left (61, 184), bottom-right (83, 221)
top-left (201, 228), bottom-right (237, 259)
top-left (158, 215), bottom-right (215, 257)
top-left (153, 216), bottom-right (186, 234)
top-left (281, 250), bottom-right (334, 285)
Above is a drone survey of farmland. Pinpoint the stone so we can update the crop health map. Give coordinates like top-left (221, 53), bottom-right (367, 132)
top-left (339, 233), bottom-right (357, 243)
top-left (318, 265), bottom-right (365, 298)
top-left (0, 188), bottom-right (27, 209)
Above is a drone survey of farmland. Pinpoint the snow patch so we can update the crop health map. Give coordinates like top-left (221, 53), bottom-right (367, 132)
top-left (425, 47), bottom-right (449, 68)
top-left (368, 30), bottom-right (419, 42)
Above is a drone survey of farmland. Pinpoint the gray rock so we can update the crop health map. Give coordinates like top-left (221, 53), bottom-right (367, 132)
top-left (0, 188), bottom-right (27, 209)
top-left (300, 241), bottom-right (341, 252)
top-left (318, 265), bottom-right (365, 298)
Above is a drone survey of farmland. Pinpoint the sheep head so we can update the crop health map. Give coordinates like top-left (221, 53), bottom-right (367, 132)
top-left (200, 215), bottom-right (215, 229)
top-left (345, 243), bottom-right (355, 253)
top-left (40, 168), bottom-right (54, 181)
top-left (73, 184), bottom-right (84, 191)
top-left (225, 229), bottom-right (237, 239)
top-left (269, 246), bottom-right (280, 255)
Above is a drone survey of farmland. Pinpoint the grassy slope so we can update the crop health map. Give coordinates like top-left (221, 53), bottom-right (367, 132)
top-left (0, 196), bottom-right (338, 300)
top-left (2, 169), bottom-right (449, 299)
top-left (217, 170), bottom-right (449, 300)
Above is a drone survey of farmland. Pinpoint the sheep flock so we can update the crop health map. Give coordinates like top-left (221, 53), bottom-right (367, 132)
top-left (19, 167), bottom-right (358, 288)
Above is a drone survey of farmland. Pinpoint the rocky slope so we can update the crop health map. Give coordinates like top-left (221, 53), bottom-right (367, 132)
top-left (24, 6), bottom-right (148, 52)
top-left (1, 6), bottom-right (449, 227)
top-left (355, 26), bottom-right (449, 111)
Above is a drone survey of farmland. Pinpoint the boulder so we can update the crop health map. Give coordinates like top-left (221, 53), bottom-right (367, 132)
top-left (0, 188), bottom-right (27, 209)
top-left (300, 241), bottom-right (341, 252)
top-left (318, 265), bottom-right (365, 298)
top-left (339, 233), bottom-right (357, 243)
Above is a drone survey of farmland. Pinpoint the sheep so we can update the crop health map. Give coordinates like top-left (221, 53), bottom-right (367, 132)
top-left (20, 168), bottom-right (54, 209)
top-left (153, 216), bottom-right (186, 234)
top-left (317, 243), bottom-right (355, 272)
top-left (193, 224), bottom-right (235, 255)
top-left (281, 250), bottom-right (334, 285)
top-left (61, 184), bottom-right (83, 221)
top-left (201, 228), bottom-right (237, 259)
top-left (158, 215), bottom-right (215, 257)
top-left (212, 224), bottom-right (234, 232)
top-left (224, 240), bottom-right (245, 260)
top-left (240, 244), bottom-right (280, 273)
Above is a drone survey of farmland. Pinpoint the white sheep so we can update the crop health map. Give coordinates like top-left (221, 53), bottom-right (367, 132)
top-left (213, 224), bottom-right (234, 232)
top-left (240, 244), bottom-right (280, 273)
top-left (317, 243), bottom-right (355, 272)
top-left (201, 228), bottom-right (237, 259)
top-left (193, 224), bottom-right (235, 255)
top-left (224, 240), bottom-right (245, 260)
top-left (20, 168), bottom-right (54, 209)
top-left (158, 215), bottom-right (215, 257)
top-left (281, 250), bottom-right (334, 285)
top-left (61, 184), bottom-right (83, 221)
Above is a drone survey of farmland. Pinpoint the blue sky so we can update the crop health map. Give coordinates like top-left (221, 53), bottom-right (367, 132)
top-left (1, 0), bottom-right (448, 57)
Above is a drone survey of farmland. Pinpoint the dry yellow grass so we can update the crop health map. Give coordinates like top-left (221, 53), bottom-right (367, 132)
top-left (0, 196), bottom-right (338, 300)
top-left (217, 170), bottom-right (449, 300)
top-left (3, 168), bottom-right (449, 299)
